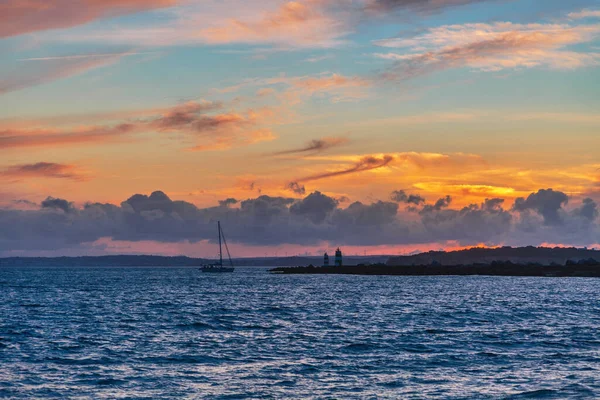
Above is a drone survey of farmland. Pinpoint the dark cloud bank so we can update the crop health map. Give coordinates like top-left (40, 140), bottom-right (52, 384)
top-left (1, 189), bottom-right (598, 254)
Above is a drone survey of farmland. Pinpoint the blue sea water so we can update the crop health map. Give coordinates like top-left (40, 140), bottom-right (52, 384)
top-left (1, 267), bottom-right (600, 399)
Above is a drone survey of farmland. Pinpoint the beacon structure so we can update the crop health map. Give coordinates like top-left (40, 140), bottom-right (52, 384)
top-left (334, 248), bottom-right (343, 267)
top-left (323, 252), bottom-right (330, 267)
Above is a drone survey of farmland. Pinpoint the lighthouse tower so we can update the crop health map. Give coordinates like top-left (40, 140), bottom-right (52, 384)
top-left (323, 252), bottom-right (329, 267)
top-left (334, 248), bottom-right (343, 267)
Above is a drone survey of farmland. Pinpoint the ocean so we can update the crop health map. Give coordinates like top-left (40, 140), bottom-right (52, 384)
top-left (1, 266), bottom-right (600, 399)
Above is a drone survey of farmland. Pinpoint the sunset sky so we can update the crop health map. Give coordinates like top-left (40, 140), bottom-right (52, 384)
top-left (1, 0), bottom-right (599, 257)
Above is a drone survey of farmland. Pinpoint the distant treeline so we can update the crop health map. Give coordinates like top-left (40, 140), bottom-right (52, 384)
top-left (387, 246), bottom-right (600, 267)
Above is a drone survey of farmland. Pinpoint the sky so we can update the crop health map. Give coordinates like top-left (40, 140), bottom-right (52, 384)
top-left (1, 0), bottom-right (599, 257)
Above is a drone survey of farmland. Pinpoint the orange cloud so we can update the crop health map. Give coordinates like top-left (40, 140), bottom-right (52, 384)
top-left (413, 182), bottom-right (518, 198)
top-left (1, 162), bottom-right (88, 181)
top-left (293, 74), bottom-right (370, 94)
top-left (0, 124), bottom-right (135, 149)
top-left (307, 152), bottom-right (486, 171)
top-left (214, 73), bottom-right (370, 104)
top-left (188, 128), bottom-right (275, 152)
top-left (0, 101), bottom-right (276, 151)
top-left (0, 0), bottom-right (177, 38)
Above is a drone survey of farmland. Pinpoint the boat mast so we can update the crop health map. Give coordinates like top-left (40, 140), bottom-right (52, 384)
top-left (218, 221), bottom-right (223, 266)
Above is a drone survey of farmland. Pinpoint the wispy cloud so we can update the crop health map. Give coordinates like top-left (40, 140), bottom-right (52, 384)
top-left (568, 9), bottom-right (600, 20)
top-left (363, 0), bottom-right (492, 13)
top-left (304, 54), bottom-right (334, 62)
top-left (212, 72), bottom-right (372, 103)
top-left (17, 52), bottom-right (159, 62)
top-left (57, 0), bottom-right (350, 49)
top-left (46, 0), bottom-right (498, 51)
top-left (0, 124), bottom-right (136, 149)
top-left (198, 0), bottom-right (348, 48)
top-left (293, 154), bottom-right (395, 183)
top-left (0, 101), bottom-right (276, 151)
top-left (274, 137), bottom-right (349, 156)
top-left (0, 51), bottom-right (144, 95)
top-left (0, 0), bottom-right (177, 38)
top-left (1, 162), bottom-right (87, 181)
top-left (374, 21), bottom-right (600, 80)
top-left (509, 112), bottom-right (600, 124)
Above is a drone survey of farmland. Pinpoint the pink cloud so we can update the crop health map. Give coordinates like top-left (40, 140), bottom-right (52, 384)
top-left (199, 0), bottom-right (347, 48)
top-left (375, 22), bottom-right (600, 79)
top-left (0, 0), bottom-right (178, 38)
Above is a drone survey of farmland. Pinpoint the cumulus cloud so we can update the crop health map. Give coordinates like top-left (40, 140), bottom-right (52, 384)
top-left (41, 196), bottom-right (75, 213)
top-left (287, 182), bottom-right (307, 195)
top-left (290, 191), bottom-right (337, 223)
top-left (513, 188), bottom-right (569, 226)
top-left (219, 198), bottom-right (239, 207)
top-left (418, 197), bottom-right (513, 242)
top-left (0, 188), bottom-right (598, 254)
top-left (390, 190), bottom-right (426, 205)
top-left (420, 195), bottom-right (453, 213)
top-left (573, 198), bottom-right (598, 221)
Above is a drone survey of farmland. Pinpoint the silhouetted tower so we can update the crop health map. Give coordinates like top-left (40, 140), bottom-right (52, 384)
top-left (334, 248), bottom-right (343, 267)
top-left (323, 252), bottom-right (329, 267)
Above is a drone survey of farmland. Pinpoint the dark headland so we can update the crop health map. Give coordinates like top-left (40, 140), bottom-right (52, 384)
top-left (270, 246), bottom-right (600, 277)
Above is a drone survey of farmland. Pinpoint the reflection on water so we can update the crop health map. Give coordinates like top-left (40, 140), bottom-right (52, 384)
top-left (1, 266), bottom-right (600, 398)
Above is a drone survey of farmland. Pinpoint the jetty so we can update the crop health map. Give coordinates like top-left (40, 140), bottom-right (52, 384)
top-left (269, 261), bottom-right (600, 277)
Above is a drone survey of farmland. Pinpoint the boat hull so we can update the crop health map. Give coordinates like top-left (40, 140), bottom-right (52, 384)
top-left (201, 267), bottom-right (235, 273)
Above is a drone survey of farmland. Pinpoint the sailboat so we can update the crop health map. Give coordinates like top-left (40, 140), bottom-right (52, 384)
top-left (201, 221), bottom-right (235, 273)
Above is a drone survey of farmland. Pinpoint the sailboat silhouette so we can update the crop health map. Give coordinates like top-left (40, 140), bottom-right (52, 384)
top-left (201, 221), bottom-right (235, 273)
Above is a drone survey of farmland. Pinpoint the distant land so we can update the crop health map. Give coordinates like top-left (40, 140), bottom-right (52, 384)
top-left (386, 246), bottom-right (600, 266)
top-left (2, 247), bottom-right (600, 269)
top-left (272, 246), bottom-right (600, 277)
top-left (0, 255), bottom-right (389, 268)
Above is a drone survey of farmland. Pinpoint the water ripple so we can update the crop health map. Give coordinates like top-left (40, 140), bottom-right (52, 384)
top-left (1, 267), bottom-right (600, 398)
